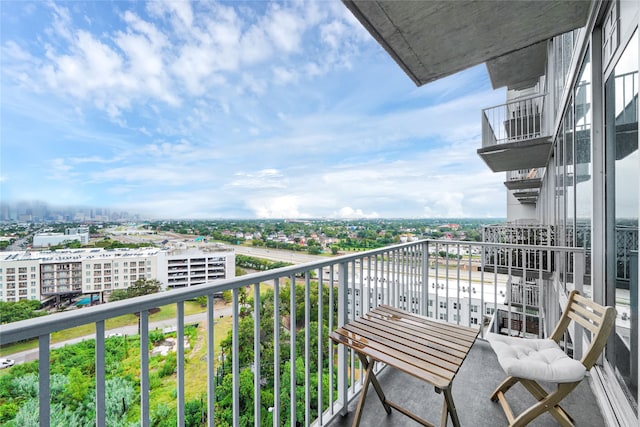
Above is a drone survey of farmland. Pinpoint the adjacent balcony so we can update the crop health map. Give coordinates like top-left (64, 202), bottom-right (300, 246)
top-left (478, 94), bottom-right (553, 172)
top-left (505, 168), bottom-right (544, 204)
top-left (0, 240), bottom-right (602, 427)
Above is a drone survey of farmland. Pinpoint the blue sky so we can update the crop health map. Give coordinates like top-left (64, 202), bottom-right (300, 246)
top-left (1, 0), bottom-right (506, 219)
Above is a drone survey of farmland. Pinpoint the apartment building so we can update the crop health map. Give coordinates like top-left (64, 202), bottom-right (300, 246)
top-left (348, 285), bottom-right (495, 327)
top-left (0, 246), bottom-right (235, 303)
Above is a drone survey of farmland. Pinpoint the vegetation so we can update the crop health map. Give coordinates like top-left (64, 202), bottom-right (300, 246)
top-left (0, 280), bottom-right (337, 426)
top-left (235, 254), bottom-right (292, 271)
top-left (0, 300), bottom-right (46, 324)
top-left (150, 218), bottom-right (489, 252)
top-left (109, 279), bottom-right (162, 302)
top-left (0, 239), bottom-right (14, 250)
top-left (215, 281), bottom-right (337, 426)
top-left (92, 238), bottom-right (155, 250)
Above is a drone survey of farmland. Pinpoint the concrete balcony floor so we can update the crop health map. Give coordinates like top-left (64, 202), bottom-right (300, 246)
top-left (327, 340), bottom-right (604, 427)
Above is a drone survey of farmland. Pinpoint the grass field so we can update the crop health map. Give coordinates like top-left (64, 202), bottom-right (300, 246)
top-left (0, 300), bottom-right (208, 356)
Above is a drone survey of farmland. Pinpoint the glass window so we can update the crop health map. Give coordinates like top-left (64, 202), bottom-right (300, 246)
top-left (575, 49), bottom-right (592, 291)
top-left (604, 30), bottom-right (638, 409)
top-left (565, 98), bottom-right (575, 249)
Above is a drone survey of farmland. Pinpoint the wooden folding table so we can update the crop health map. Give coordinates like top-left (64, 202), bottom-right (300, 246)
top-left (330, 305), bottom-right (479, 427)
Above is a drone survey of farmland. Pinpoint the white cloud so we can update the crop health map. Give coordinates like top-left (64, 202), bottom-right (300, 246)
top-left (1, 1), bottom-right (508, 219)
top-left (263, 6), bottom-right (305, 53)
top-left (230, 169), bottom-right (287, 189)
top-left (335, 207), bottom-right (379, 219)
top-left (247, 195), bottom-right (312, 219)
top-left (273, 66), bottom-right (298, 85)
top-left (321, 20), bottom-right (347, 49)
top-left (48, 158), bottom-right (76, 181)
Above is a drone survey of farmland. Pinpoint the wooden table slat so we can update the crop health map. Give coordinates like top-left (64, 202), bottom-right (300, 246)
top-left (330, 330), bottom-right (452, 388)
top-left (330, 306), bottom-right (480, 427)
top-left (341, 322), bottom-right (460, 375)
top-left (356, 316), bottom-right (469, 359)
top-left (375, 305), bottom-right (479, 341)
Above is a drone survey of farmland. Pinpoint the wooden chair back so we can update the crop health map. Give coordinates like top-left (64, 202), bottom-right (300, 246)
top-left (548, 290), bottom-right (616, 370)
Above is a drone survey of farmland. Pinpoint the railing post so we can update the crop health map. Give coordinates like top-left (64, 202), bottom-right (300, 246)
top-left (177, 301), bottom-right (185, 427)
top-left (273, 279), bottom-right (281, 427)
top-left (289, 273), bottom-right (297, 427)
top-left (304, 273), bottom-right (311, 427)
top-left (337, 261), bottom-right (349, 416)
top-left (254, 283), bottom-right (261, 427)
top-left (38, 334), bottom-right (50, 427)
top-left (140, 311), bottom-right (150, 427)
top-left (422, 242), bottom-right (429, 317)
top-left (206, 296), bottom-right (215, 427)
top-left (232, 289), bottom-right (239, 427)
top-left (573, 251), bottom-right (585, 360)
top-left (96, 321), bottom-right (106, 427)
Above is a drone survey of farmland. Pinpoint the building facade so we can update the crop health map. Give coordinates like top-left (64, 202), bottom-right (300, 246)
top-left (32, 227), bottom-right (90, 247)
top-left (156, 247), bottom-right (236, 289)
top-left (0, 246), bottom-right (235, 303)
top-left (344, 0), bottom-right (639, 423)
top-left (482, 1), bottom-right (639, 422)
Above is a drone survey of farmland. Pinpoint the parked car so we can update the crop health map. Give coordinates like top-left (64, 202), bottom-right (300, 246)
top-left (0, 358), bottom-right (15, 369)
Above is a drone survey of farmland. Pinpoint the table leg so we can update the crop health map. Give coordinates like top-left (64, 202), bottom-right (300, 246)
top-left (442, 387), bottom-right (461, 427)
top-left (352, 354), bottom-right (392, 427)
top-left (356, 353), bottom-right (391, 414)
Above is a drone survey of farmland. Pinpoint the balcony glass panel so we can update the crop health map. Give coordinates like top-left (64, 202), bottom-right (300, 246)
top-left (605, 30), bottom-right (638, 410)
top-left (575, 48), bottom-right (592, 287)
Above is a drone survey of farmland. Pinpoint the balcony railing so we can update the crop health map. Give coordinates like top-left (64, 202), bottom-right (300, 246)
top-left (478, 94), bottom-right (552, 173)
top-left (482, 94), bottom-right (546, 148)
top-left (505, 168), bottom-right (544, 182)
top-left (0, 240), bottom-right (584, 427)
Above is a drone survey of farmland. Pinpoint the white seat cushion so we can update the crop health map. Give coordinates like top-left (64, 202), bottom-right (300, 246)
top-left (486, 332), bottom-right (586, 383)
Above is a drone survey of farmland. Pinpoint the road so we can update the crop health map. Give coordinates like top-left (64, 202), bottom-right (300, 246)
top-left (5, 304), bottom-right (233, 365)
top-left (233, 246), bottom-right (326, 264)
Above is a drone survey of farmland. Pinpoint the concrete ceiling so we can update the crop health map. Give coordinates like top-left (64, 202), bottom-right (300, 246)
top-left (477, 137), bottom-right (552, 172)
top-left (343, 0), bottom-right (591, 88)
top-left (504, 178), bottom-right (543, 191)
top-left (486, 42), bottom-right (548, 90)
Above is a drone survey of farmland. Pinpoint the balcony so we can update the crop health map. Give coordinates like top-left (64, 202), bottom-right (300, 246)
top-left (0, 240), bottom-right (599, 427)
top-left (505, 169), bottom-right (545, 205)
top-left (478, 94), bottom-right (552, 172)
top-left (326, 339), bottom-right (602, 426)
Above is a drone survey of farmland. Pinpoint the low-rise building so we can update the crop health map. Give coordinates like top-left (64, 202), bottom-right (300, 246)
top-left (0, 245), bottom-right (235, 303)
top-left (32, 227), bottom-right (89, 247)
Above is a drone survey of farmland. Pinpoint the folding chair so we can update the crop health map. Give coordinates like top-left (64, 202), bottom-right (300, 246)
top-left (486, 290), bottom-right (616, 427)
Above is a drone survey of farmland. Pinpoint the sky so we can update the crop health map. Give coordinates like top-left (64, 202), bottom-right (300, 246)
top-left (1, 0), bottom-right (507, 220)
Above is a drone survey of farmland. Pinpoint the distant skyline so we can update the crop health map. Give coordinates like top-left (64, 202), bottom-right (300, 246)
top-left (1, 1), bottom-right (507, 219)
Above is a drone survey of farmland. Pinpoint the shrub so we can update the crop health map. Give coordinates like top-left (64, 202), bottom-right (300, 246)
top-left (158, 352), bottom-right (177, 378)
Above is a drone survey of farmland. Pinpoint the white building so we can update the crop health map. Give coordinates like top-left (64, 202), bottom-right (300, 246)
top-left (32, 227), bottom-right (89, 247)
top-left (0, 246), bottom-right (235, 303)
top-left (156, 247), bottom-right (235, 289)
top-left (347, 283), bottom-right (499, 328)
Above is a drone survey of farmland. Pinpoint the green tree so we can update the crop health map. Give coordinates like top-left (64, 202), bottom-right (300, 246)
top-left (109, 278), bottom-right (161, 301)
top-left (0, 300), bottom-right (46, 324)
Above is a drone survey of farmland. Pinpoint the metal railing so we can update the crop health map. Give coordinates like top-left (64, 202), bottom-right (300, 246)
top-left (0, 239), bottom-right (585, 427)
top-left (482, 94), bottom-right (547, 147)
top-left (506, 167), bottom-right (546, 182)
